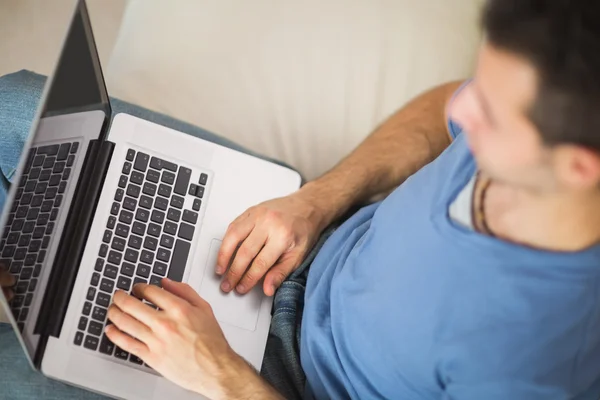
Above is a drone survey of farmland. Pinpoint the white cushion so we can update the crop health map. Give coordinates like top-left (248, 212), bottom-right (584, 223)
top-left (106, 0), bottom-right (483, 180)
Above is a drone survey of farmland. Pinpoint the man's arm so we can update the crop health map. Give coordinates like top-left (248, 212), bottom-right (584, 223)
top-left (299, 80), bottom-right (464, 231)
top-left (218, 80), bottom-right (465, 296)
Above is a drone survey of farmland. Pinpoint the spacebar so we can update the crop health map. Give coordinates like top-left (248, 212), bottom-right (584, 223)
top-left (168, 239), bottom-right (190, 282)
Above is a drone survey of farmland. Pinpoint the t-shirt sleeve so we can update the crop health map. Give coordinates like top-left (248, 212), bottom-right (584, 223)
top-left (446, 79), bottom-right (472, 140)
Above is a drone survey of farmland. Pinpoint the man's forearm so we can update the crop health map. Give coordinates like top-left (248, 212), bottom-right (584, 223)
top-left (218, 358), bottom-right (284, 400)
top-left (298, 81), bottom-right (464, 229)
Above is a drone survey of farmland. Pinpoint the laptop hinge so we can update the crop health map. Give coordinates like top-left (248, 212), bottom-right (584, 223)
top-left (33, 139), bottom-right (114, 366)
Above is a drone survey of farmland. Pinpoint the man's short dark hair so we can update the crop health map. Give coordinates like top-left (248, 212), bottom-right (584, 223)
top-left (482, 0), bottom-right (600, 152)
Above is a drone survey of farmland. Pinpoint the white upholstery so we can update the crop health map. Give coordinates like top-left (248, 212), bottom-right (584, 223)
top-left (106, 0), bottom-right (483, 180)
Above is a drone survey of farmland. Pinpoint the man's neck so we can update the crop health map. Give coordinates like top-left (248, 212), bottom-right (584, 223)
top-left (482, 180), bottom-right (600, 252)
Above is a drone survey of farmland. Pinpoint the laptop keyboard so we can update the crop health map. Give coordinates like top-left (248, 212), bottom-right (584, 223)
top-left (74, 149), bottom-right (207, 366)
top-left (0, 142), bottom-right (79, 331)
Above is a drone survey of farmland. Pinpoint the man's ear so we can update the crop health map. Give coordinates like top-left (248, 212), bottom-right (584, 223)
top-left (553, 144), bottom-right (600, 190)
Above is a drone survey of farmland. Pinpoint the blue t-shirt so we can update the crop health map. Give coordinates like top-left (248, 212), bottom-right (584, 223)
top-left (300, 127), bottom-right (600, 399)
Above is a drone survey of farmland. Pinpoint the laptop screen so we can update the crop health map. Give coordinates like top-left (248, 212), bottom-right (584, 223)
top-left (0, 0), bottom-right (110, 364)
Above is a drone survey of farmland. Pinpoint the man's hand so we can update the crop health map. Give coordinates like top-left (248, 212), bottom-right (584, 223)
top-left (217, 190), bottom-right (329, 296)
top-left (0, 264), bottom-right (15, 301)
top-left (106, 279), bottom-right (282, 400)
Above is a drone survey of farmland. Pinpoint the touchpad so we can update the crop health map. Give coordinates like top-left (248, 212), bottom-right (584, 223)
top-left (199, 239), bottom-right (262, 332)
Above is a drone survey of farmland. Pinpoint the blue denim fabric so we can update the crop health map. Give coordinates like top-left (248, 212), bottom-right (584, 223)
top-left (260, 226), bottom-right (338, 400)
top-left (0, 70), bottom-right (306, 399)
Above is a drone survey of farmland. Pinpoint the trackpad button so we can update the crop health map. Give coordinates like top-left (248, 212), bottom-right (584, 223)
top-left (199, 239), bottom-right (262, 332)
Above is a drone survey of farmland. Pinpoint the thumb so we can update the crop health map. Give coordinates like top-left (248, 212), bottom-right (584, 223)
top-left (263, 261), bottom-right (296, 297)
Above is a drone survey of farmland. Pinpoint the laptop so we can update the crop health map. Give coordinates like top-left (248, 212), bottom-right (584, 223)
top-left (0, 1), bottom-right (301, 398)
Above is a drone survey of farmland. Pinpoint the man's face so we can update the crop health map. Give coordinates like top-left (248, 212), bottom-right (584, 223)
top-left (448, 42), bottom-right (559, 192)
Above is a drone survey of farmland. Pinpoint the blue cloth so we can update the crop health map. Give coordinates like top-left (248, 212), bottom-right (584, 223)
top-left (301, 125), bottom-right (600, 398)
top-left (0, 70), bottom-right (302, 399)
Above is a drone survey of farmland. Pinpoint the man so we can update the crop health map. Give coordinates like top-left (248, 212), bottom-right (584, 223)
top-left (3, 0), bottom-right (600, 398)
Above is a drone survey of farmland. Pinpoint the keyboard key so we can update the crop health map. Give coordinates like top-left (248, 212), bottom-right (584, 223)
top-left (174, 167), bottom-right (191, 196)
top-left (121, 262), bottom-right (135, 277)
top-left (158, 184), bottom-right (171, 198)
top-left (11, 219), bottom-right (24, 231)
top-left (99, 334), bottom-right (115, 355)
top-left (44, 187), bottom-right (58, 199)
top-left (17, 206), bottom-right (28, 219)
top-left (18, 307), bottom-right (29, 321)
top-left (126, 149), bottom-right (136, 161)
top-left (150, 275), bottom-right (162, 287)
top-left (23, 221), bottom-right (35, 234)
top-left (114, 347), bottom-right (129, 360)
top-left (20, 267), bottom-right (33, 280)
top-left (107, 216), bottom-right (116, 230)
top-left (123, 197), bottom-right (137, 211)
top-left (24, 254), bottom-right (36, 266)
top-left (39, 144), bottom-right (59, 156)
top-left (151, 210), bottom-right (165, 224)
top-left (90, 272), bottom-right (101, 286)
top-left (49, 174), bottom-right (61, 187)
top-left (103, 230), bottom-right (112, 244)
top-left (53, 162), bottom-right (65, 174)
top-left (62, 169), bottom-right (71, 181)
top-left (117, 276), bottom-right (132, 291)
top-left (132, 222), bottom-right (146, 236)
top-left (37, 250), bottom-right (46, 263)
top-left (119, 210), bottom-right (134, 225)
top-left (156, 248), bottom-right (171, 263)
top-left (11, 295), bottom-right (24, 308)
top-left (139, 195), bottom-right (153, 209)
top-left (160, 234), bottom-right (174, 249)
top-left (114, 189), bottom-right (124, 202)
top-left (135, 209), bottom-right (149, 223)
top-left (136, 264), bottom-right (151, 278)
top-left (192, 199), bottom-right (201, 211)
top-left (146, 169), bottom-right (160, 183)
top-left (167, 208), bottom-right (181, 222)
top-left (140, 250), bottom-right (154, 265)
top-left (84, 335), bottom-right (99, 351)
top-left (182, 210), bottom-right (198, 224)
top-left (147, 223), bottom-right (161, 238)
top-left (129, 355), bottom-right (143, 365)
top-left (178, 223), bottom-right (195, 241)
top-left (128, 235), bottom-right (142, 250)
top-left (188, 184), bottom-right (199, 197)
top-left (143, 182), bottom-right (157, 196)
top-left (39, 170), bottom-right (51, 182)
top-left (96, 292), bottom-right (110, 307)
top-left (58, 181), bottom-right (67, 194)
top-left (199, 173), bottom-right (208, 185)
top-left (130, 171), bottom-right (144, 185)
top-left (168, 240), bottom-right (190, 282)
top-left (24, 293), bottom-right (33, 306)
top-left (118, 175), bottom-right (128, 188)
top-left (104, 265), bottom-right (118, 279)
top-left (154, 197), bottom-right (168, 211)
top-left (33, 155), bottom-right (44, 168)
top-left (111, 202), bottom-right (120, 215)
top-left (82, 301), bottom-right (92, 316)
top-left (133, 152), bottom-right (150, 172)
top-left (18, 234), bottom-right (31, 247)
top-left (99, 244), bottom-right (109, 257)
top-left (20, 193), bottom-right (33, 206)
top-left (41, 200), bottom-right (53, 212)
top-left (33, 265), bottom-right (41, 277)
top-left (149, 157), bottom-right (165, 170)
top-left (32, 226), bottom-right (44, 239)
top-left (43, 157), bottom-right (56, 169)
top-left (7, 232), bottom-right (19, 245)
top-left (126, 184), bottom-right (141, 199)
top-left (88, 320), bottom-right (103, 336)
top-left (74, 331), bottom-right (84, 346)
top-left (115, 223), bottom-right (130, 238)
top-left (170, 195), bottom-right (184, 209)
top-left (24, 181), bottom-right (36, 193)
top-left (108, 251), bottom-right (122, 265)
top-left (125, 248), bottom-right (139, 263)
top-left (144, 237), bottom-right (158, 251)
top-left (122, 162), bottom-right (132, 175)
top-left (16, 281), bottom-right (28, 294)
top-left (100, 278), bottom-right (115, 293)
top-left (28, 240), bottom-right (41, 253)
top-left (112, 237), bottom-right (126, 252)
top-left (161, 171), bottom-right (175, 185)
top-left (78, 316), bottom-right (88, 331)
top-left (14, 247), bottom-right (27, 260)
top-left (153, 262), bottom-right (167, 276)
top-left (67, 154), bottom-right (75, 167)
top-left (95, 258), bottom-right (104, 272)
top-left (87, 287), bottom-right (97, 301)
top-left (41, 236), bottom-right (50, 249)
